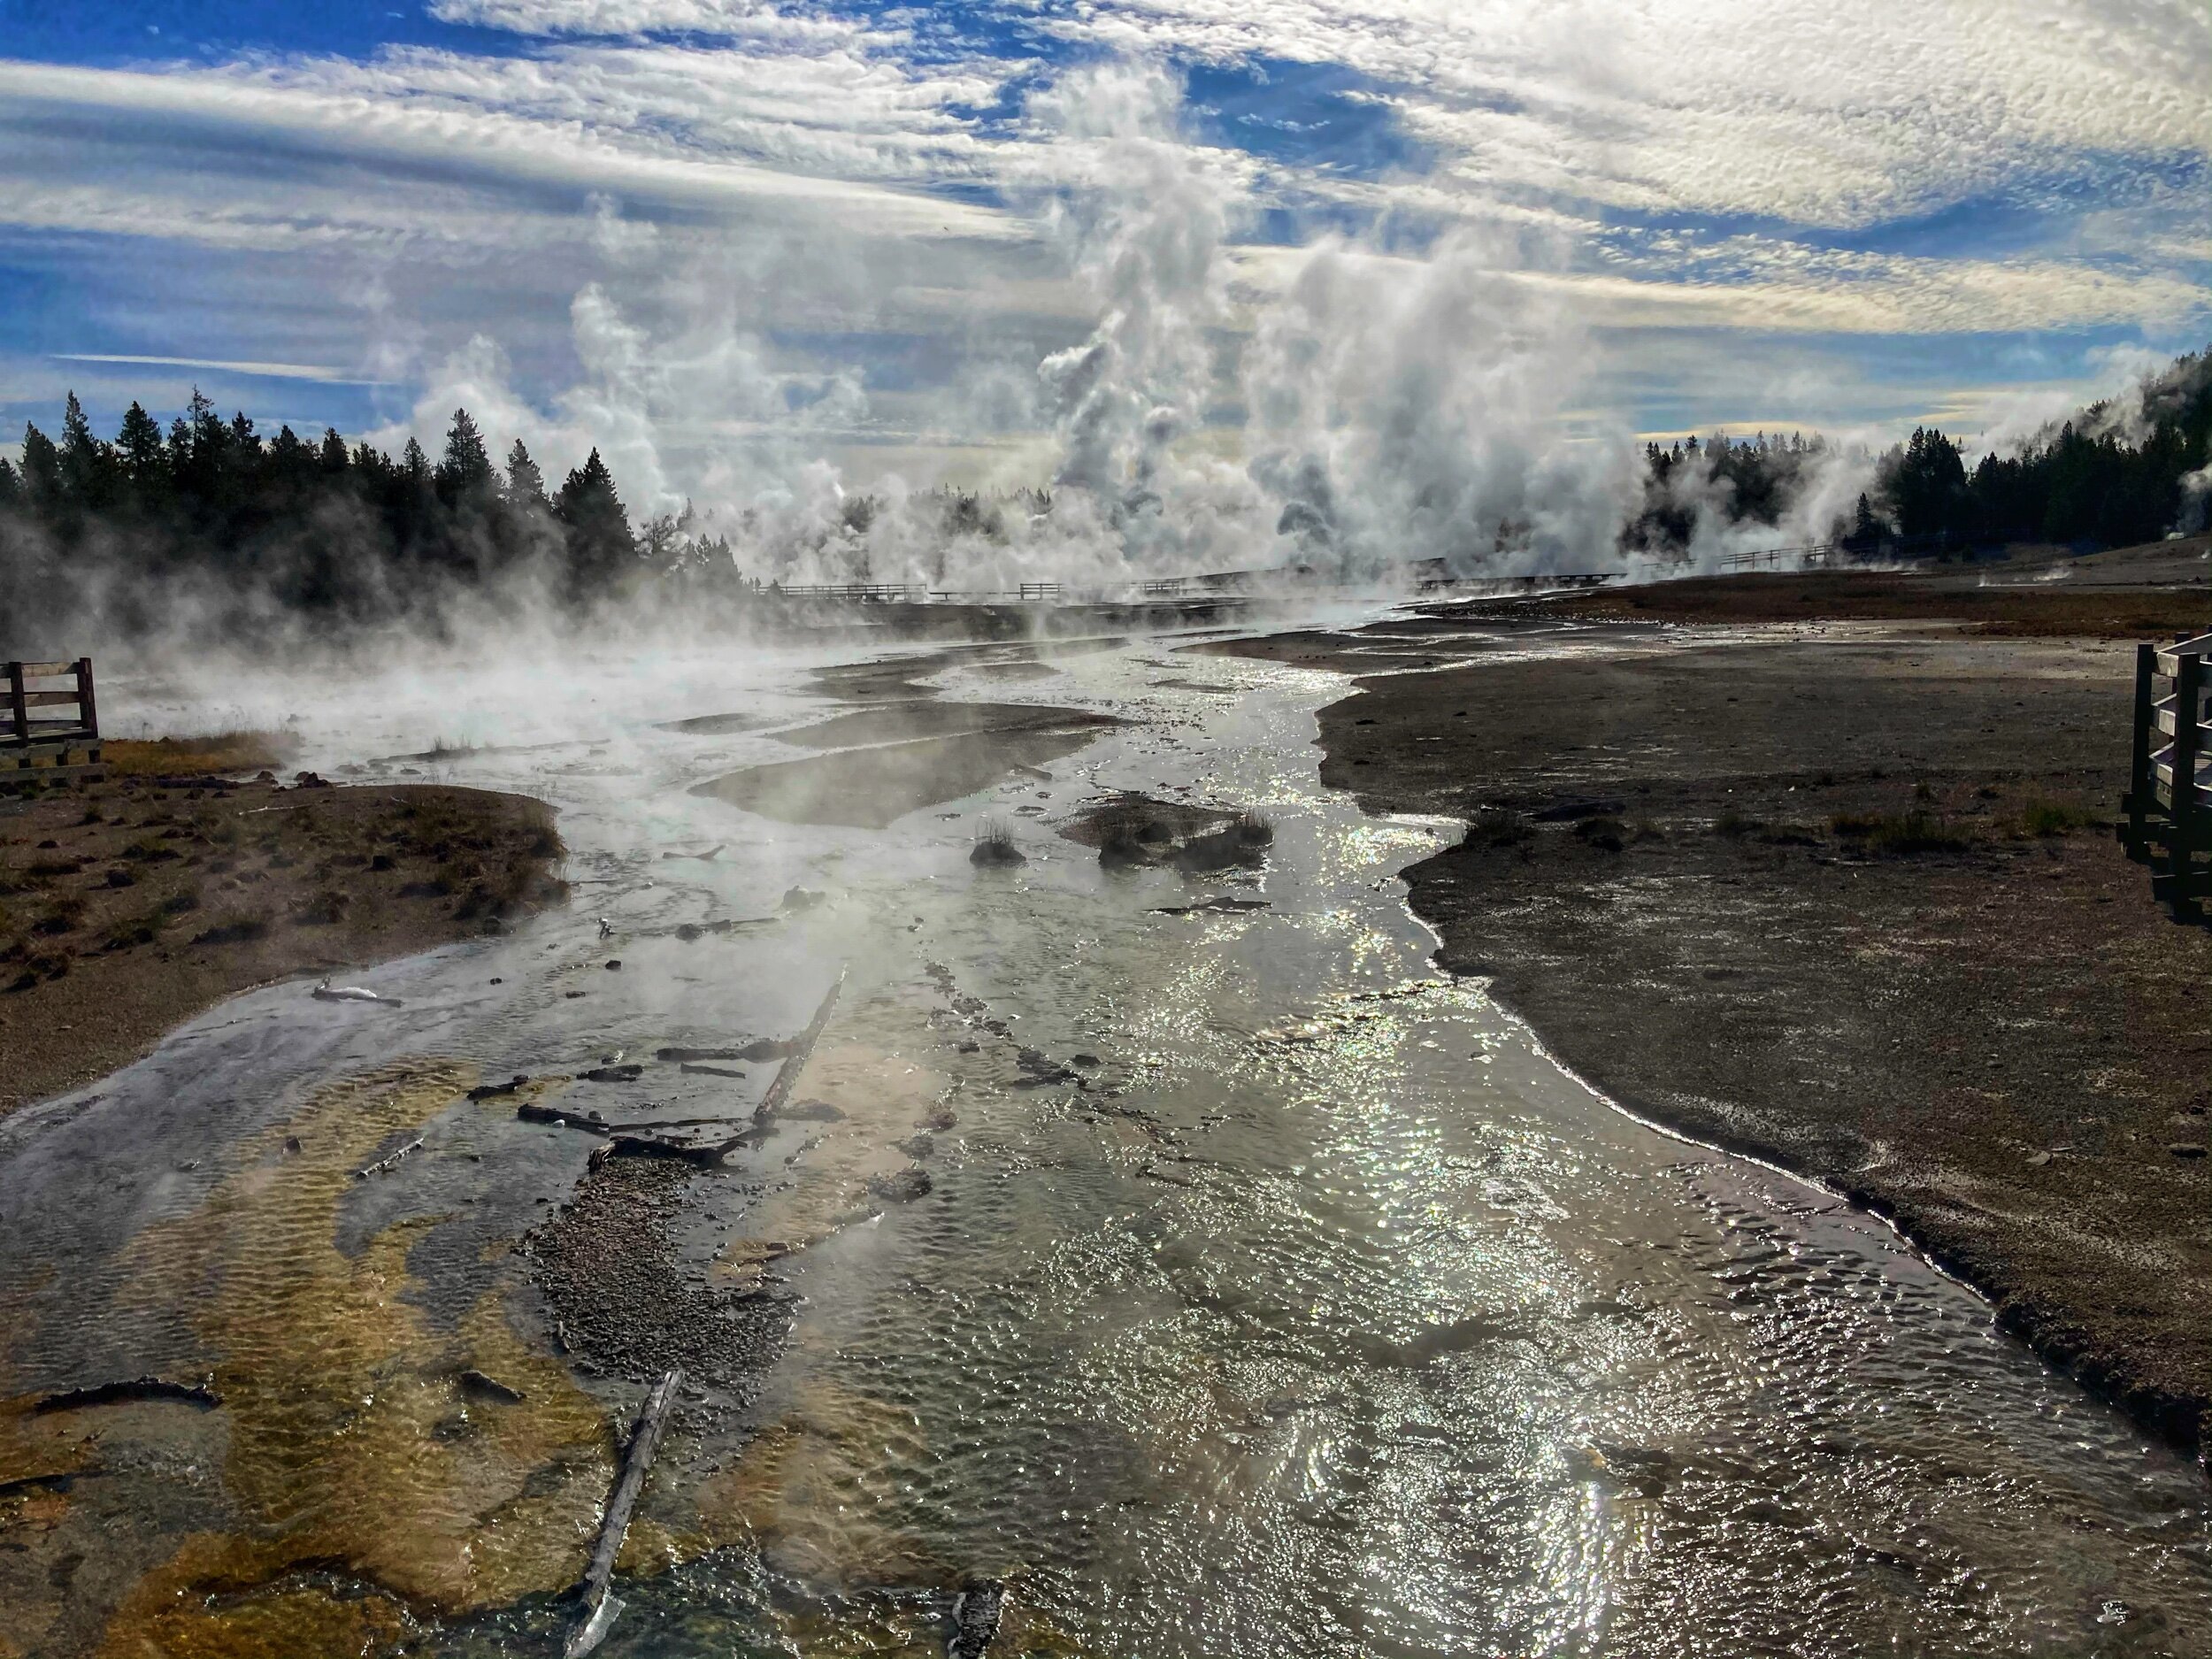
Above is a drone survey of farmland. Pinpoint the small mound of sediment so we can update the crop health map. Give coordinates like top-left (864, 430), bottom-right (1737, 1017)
top-left (1062, 792), bottom-right (1274, 872)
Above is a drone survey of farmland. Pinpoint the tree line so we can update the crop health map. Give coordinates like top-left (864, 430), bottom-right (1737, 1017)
top-left (0, 394), bottom-right (727, 641)
top-left (1625, 345), bottom-right (2210, 557)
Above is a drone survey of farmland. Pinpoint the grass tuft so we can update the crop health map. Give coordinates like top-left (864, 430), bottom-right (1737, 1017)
top-left (1831, 808), bottom-right (1974, 856)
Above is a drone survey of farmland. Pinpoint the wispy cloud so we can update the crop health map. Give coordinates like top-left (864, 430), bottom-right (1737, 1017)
top-left (51, 354), bottom-right (387, 384)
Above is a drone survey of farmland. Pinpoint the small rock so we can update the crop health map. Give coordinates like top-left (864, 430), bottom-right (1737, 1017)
top-left (867, 1166), bottom-right (932, 1203)
top-left (604, 959), bottom-right (622, 971)
top-left (2168, 1142), bottom-right (2207, 1160)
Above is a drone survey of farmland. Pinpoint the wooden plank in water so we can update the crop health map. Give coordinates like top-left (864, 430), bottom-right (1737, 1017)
top-left (563, 1368), bottom-right (682, 1659)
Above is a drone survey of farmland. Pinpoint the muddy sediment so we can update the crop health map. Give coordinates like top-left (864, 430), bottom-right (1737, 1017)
top-left (0, 776), bottom-right (566, 1119)
top-left (1230, 607), bottom-right (2212, 1458)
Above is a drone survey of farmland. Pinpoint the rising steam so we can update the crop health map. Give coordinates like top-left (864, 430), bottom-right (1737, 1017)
top-left (371, 59), bottom-right (1870, 595)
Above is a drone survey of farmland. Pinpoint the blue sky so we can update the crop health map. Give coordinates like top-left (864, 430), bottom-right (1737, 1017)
top-left (2, 1), bottom-right (2207, 514)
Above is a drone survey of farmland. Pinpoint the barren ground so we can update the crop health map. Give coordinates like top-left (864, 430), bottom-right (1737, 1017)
top-left (0, 772), bottom-right (566, 1117)
top-left (1224, 582), bottom-right (2212, 1459)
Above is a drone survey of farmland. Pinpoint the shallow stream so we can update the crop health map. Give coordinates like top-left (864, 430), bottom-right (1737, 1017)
top-left (1, 619), bottom-right (2207, 1657)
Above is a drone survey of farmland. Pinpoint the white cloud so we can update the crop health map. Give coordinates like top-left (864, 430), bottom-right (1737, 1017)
top-left (51, 354), bottom-right (386, 385)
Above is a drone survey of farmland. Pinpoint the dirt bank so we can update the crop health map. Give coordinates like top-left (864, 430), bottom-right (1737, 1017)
top-left (0, 773), bottom-right (566, 1117)
top-left (1226, 613), bottom-right (2212, 1460)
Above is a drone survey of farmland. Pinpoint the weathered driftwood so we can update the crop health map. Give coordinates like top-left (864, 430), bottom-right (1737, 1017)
top-left (753, 968), bottom-right (847, 1125)
top-left (563, 1367), bottom-right (683, 1659)
top-left (467, 1074), bottom-right (529, 1102)
top-left (32, 1376), bottom-right (220, 1414)
top-left (518, 1102), bottom-right (611, 1134)
top-left (580, 1064), bottom-right (645, 1083)
top-left (353, 1137), bottom-right (425, 1179)
top-left (599, 1132), bottom-right (738, 1167)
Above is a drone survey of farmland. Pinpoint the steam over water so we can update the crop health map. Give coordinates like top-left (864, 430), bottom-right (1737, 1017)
top-left (2, 619), bottom-right (2207, 1656)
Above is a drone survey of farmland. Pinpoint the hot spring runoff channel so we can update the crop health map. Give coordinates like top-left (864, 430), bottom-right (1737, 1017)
top-left (2, 622), bottom-right (2206, 1658)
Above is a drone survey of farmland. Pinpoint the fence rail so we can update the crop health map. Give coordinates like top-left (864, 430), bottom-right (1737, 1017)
top-left (2122, 633), bottom-right (2212, 916)
top-left (4, 657), bottom-right (104, 784)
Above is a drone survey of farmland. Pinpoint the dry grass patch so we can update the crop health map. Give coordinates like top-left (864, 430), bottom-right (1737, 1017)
top-left (104, 731), bottom-right (296, 778)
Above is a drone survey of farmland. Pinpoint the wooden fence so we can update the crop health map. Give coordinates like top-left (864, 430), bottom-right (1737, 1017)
top-left (2123, 633), bottom-right (2211, 916)
top-left (4, 658), bottom-right (103, 784)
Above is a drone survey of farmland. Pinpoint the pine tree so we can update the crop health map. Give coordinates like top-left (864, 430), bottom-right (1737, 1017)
top-left (554, 448), bottom-right (634, 598)
top-left (117, 402), bottom-right (165, 489)
top-left (59, 392), bottom-right (111, 506)
top-left (435, 408), bottom-right (494, 505)
top-left (319, 427), bottom-right (349, 475)
top-left (504, 439), bottom-right (549, 511)
top-left (19, 423), bottom-right (62, 504)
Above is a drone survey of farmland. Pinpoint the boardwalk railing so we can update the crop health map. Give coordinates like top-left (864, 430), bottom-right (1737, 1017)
top-left (4, 657), bottom-right (103, 784)
top-left (2123, 633), bottom-right (2212, 915)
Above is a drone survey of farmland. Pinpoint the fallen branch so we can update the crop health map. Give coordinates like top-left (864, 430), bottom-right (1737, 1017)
top-left (353, 1137), bottom-right (425, 1179)
top-left (598, 1133), bottom-right (738, 1167)
top-left (564, 1368), bottom-right (682, 1659)
top-left (518, 1102), bottom-right (610, 1135)
top-left (754, 967), bottom-right (848, 1125)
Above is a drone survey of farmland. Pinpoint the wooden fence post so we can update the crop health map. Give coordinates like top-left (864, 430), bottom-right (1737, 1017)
top-left (73, 657), bottom-right (98, 744)
top-left (2127, 641), bottom-right (2154, 852)
top-left (2175, 652), bottom-right (2204, 907)
top-left (6, 662), bottom-right (25, 750)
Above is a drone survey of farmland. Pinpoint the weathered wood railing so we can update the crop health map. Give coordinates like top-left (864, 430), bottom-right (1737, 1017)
top-left (4, 657), bottom-right (104, 783)
top-left (2123, 633), bottom-right (2212, 916)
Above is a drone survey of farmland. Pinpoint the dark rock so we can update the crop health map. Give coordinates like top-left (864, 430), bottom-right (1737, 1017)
top-left (868, 1166), bottom-right (932, 1203)
top-left (947, 1580), bottom-right (1005, 1659)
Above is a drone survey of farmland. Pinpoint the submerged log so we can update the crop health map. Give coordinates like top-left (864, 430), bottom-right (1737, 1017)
top-left (753, 968), bottom-right (847, 1125)
top-left (563, 1368), bottom-right (682, 1659)
top-left (32, 1376), bottom-right (220, 1414)
top-left (353, 1137), bottom-right (425, 1179)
